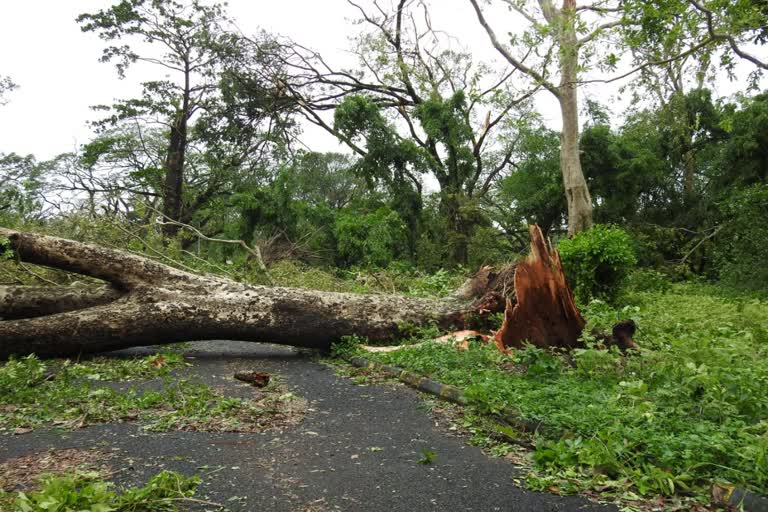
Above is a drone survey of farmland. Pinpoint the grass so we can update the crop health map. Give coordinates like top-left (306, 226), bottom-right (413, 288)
top-left (0, 469), bottom-right (204, 511)
top-left (0, 352), bottom-right (304, 434)
top-left (355, 282), bottom-right (768, 501)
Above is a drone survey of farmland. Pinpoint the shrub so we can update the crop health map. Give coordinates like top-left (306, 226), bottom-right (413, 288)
top-left (558, 225), bottom-right (637, 303)
top-left (714, 184), bottom-right (768, 291)
top-left (625, 269), bottom-right (672, 293)
top-left (334, 207), bottom-right (409, 268)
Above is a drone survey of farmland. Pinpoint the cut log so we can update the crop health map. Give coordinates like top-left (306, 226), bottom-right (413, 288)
top-left (494, 225), bottom-right (586, 350)
top-left (0, 228), bottom-right (506, 359)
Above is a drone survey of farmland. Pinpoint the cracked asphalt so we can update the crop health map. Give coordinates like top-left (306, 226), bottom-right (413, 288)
top-left (0, 341), bottom-right (615, 511)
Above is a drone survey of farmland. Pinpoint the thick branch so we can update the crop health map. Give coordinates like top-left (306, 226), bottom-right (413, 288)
top-left (468, 0), bottom-right (561, 98)
top-left (0, 228), bottom-right (220, 291)
top-left (0, 285), bottom-right (123, 320)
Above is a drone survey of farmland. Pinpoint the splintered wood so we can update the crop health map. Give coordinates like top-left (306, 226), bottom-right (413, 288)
top-left (494, 225), bottom-right (585, 350)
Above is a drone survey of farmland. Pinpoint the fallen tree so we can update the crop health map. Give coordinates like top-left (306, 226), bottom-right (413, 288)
top-left (0, 225), bottom-right (613, 359)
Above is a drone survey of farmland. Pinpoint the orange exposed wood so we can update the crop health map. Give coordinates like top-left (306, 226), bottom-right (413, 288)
top-left (494, 225), bottom-right (585, 350)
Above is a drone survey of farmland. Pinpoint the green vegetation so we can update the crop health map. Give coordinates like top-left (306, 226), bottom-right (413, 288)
top-left (360, 282), bottom-right (768, 498)
top-left (558, 225), bottom-right (637, 303)
top-left (1, 470), bottom-right (201, 512)
top-left (0, 352), bottom-right (301, 434)
top-left (1, 0), bottom-right (768, 508)
top-left (417, 448), bottom-right (437, 465)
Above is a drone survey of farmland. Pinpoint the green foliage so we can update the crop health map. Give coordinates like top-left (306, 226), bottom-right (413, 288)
top-left (558, 225), bottom-right (637, 303)
top-left (330, 335), bottom-right (366, 359)
top-left (334, 207), bottom-right (409, 267)
top-left (714, 184), bottom-right (768, 290)
top-left (0, 353), bottom-right (292, 434)
top-left (625, 268), bottom-right (673, 293)
top-left (66, 353), bottom-right (187, 381)
top-left (366, 282), bottom-right (768, 497)
top-left (622, 0), bottom-right (767, 87)
top-left (715, 92), bottom-right (768, 189)
top-left (0, 153), bottom-right (45, 223)
top-left (512, 345), bottom-right (563, 377)
top-left (405, 268), bottom-right (465, 298)
top-left (9, 470), bottom-right (199, 512)
top-left (496, 123), bottom-right (565, 235)
top-left (0, 236), bottom-right (10, 260)
top-left (417, 448), bottom-right (437, 465)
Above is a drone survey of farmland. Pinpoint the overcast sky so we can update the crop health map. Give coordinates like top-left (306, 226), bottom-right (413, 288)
top-left (0, 1), bottom-right (759, 162)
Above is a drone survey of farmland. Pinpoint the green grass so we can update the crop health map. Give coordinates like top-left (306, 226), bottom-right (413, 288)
top-left (361, 282), bottom-right (768, 498)
top-left (0, 352), bottom-right (302, 434)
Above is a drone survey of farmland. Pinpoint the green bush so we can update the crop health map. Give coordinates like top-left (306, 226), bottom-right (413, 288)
top-left (558, 225), bottom-right (637, 303)
top-left (714, 184), bottom-right (768, 291)
top-left (334, 207), bottom-right (409, 268)
top-left (625, 268), bottom-right (672, 293)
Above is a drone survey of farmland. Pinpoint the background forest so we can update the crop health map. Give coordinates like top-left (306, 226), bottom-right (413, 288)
top-left (0, 0), bottom-right (765, 289)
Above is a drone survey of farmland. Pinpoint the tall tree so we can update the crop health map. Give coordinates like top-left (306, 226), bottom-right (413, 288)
top-left (77, 0), bottom-right (239, 236)
top-left (261, 0), bottom-right (533, 264)
top-left (468, 0), bottom-right (622, 235)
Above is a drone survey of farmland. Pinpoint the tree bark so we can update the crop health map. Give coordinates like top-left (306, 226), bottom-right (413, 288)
top-left (161, 60), bottom-right (192, 238)
top-left (558, 0), bottom-right (593, 237)
top-left (0, 228), bottom-right (499, 359)
top-left (161, 114), bottom-right (187, 238)
top-left (0, 285), bottom-right (121, 320)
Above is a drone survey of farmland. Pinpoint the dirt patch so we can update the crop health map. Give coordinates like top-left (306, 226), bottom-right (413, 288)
top-left (0, 448), bottom-right (115, 491)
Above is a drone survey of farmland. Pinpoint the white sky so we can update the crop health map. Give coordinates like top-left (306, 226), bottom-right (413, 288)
top-left (0, 1), bottom-right (760, 162)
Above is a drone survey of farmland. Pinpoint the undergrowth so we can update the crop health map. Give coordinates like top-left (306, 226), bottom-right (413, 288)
top-left (0, 352), bottom-right (300, 434)
top-left (362, 282), bottom-right (768, 501)
top-left (0, 469), bottom-right (201, 511)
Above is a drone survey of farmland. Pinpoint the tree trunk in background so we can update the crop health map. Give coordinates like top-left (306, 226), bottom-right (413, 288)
top-left (161, 114), bottom-right (187, 238)
top-left (683, 146), bottom-right (696, 201)
top-left (557, 0), bottom-right (593, 237)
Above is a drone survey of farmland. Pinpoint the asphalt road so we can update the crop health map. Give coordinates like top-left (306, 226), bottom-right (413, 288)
top-left (0, 341), bottom-right (615, 512)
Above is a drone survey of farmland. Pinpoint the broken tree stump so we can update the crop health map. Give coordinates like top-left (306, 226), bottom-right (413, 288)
top-left (495, 225), bottom-right (586, 350)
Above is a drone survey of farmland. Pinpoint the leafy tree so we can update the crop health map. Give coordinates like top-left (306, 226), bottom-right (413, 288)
top-left (77, 0), bottom-right (241, 235)
top-left (334, 206), bottom-right (409, 267)
top-left (280, 152), bottom-right (365, 210)
top-left (0, 153), bottom-right (45, 222)
top-left (267, 0), bottom-right (531, 264)
top-left (492, 122), bottom-right (566, 235)
top-left (713, 184), bottom-right (768, 289)
top-left (469, 0), bottom-right (627, 235)
top-left (715, 91), bottom-right (768, 189)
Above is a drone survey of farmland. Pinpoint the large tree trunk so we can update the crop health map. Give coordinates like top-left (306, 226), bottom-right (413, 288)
top-left (557, 0), bottom-right (593, 237)
top-left (0, 225), bottom-right (600, 359)
top-left (161, 114), bottom-right (187, 238)
top-left (161, 62), bottom-right (192, 239)
top-left (0, 228), bottom-right (499, 359)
